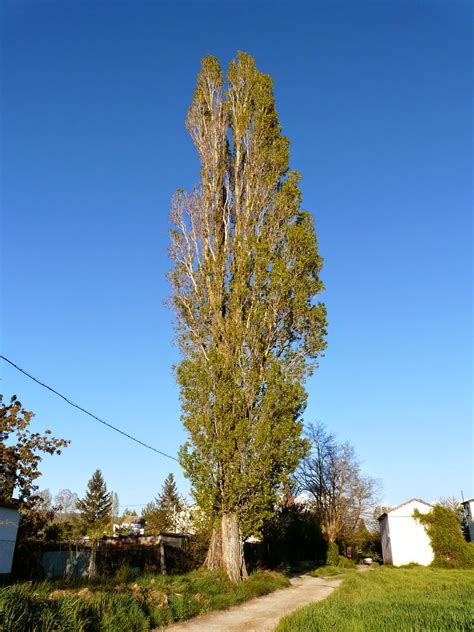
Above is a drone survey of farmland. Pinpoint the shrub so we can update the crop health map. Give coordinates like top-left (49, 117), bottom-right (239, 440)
top-left (414, 505), bottom-right (474, 568)
top-left (337, 555), bottom-right (356, 569)
top-left (115, 564), bottom-right (140, 584)
top-left (326, 541), bottom-right (339, 566)
top-left (261, 506), bottom-right (327, 568)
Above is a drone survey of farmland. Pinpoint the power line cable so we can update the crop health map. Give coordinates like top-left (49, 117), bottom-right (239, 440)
top-left (0, 355), bottom-right (179, 462)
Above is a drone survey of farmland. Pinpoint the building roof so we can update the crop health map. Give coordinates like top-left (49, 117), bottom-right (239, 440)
top-left (377, 498), bottom-right (432, 521)
top-left (0, 498), bottom-right (20, 510)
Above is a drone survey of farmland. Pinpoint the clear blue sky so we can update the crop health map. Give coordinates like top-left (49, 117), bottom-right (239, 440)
top-left (2, 1), bottom-right (472, 511)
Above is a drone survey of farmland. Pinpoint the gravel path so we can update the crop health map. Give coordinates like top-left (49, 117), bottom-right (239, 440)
top-left (158, 574), bottom-right (342, 632)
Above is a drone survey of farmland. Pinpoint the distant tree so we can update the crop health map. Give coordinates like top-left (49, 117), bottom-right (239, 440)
top-left (298, 422), bottom-right (379, 543)
top-left (342, 519), bottom-right (382, 562)
top-left (121, 507), bottom-right (138, 519)
top-left (158, 473), bottom-right (183, 515)
top-left (141, 500), bottom-right (164, 533)
top-left (437, 496), bottom-right (461, 513)
top-left (54, 488), bottom-right (79, 514)
top-left (112, 492), bottom-right (120, 520)
top-left (15, 493), bottom-right (56, 543)
top-left (142, 473), bottom-right (183, 533)
top-left (35, 488), bottom-right (52, 511)
top-left (0, 394), bottom-right (69, 507)
top-left (76, 469), bottom-right (112, 532)
top-left (261, 496), bottom-right (326, 568)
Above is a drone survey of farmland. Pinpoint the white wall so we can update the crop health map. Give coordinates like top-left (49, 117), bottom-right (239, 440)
top-left (379, 515), bottom-right (392, 564)
top-left (0, 506), bottom-right (20, 574)
top-left (386, 499), bottom-right (434, 566)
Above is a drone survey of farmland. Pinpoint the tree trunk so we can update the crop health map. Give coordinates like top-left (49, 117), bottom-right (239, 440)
top-left (160, 541), bottom-right (167, 575)
top-left (221, 512), bottom-right (248, 583)
top-left (204, 524), bottom-right (223, 570)
top-left (88, 540), bottom-right (97, 579)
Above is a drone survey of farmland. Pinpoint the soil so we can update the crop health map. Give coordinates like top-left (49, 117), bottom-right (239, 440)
top-left (158, 574), bottom-right (342, 631)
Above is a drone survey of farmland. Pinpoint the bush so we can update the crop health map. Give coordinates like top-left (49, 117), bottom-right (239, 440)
top-left (337, 555), bottom-right (356, 569)
top-left (414, 505), bottom-right (474, 568)
top-left (183, 515), bottom-right (213, 569)
top-left (115, 564), bottom-right (140, 584)
top-left (261, 506), bottom-right (327, 568)
top-left (326, 542), bottom-right (339, 566)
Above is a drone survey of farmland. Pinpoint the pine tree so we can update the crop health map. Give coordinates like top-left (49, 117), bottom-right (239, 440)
top-left (77, 469), bottom-right (112, 531)
top-left (157, 473), bottom-right (182, 514)
top-left (142, 473), bottom-right (182, 533)
top-left (169, 52), bottom-right (327, 581)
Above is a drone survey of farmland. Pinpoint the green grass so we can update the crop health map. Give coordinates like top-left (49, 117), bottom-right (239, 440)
top-left (309, 565), bottom-right (357, 578)
top-left (0, 569), bottom-right (289, 631)
top-left (275, 567), bottom-right (474, 632)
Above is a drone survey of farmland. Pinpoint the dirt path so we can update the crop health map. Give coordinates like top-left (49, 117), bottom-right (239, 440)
top-left (159, 574), bottom-right (342, 632)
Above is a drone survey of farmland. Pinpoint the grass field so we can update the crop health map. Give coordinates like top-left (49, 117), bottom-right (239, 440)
top-left (0, 569), bottom-right (289, 631)
top-left (275, 567), bottom-right (474, 632)
top-left (309, 565), bottom-right (357, 578)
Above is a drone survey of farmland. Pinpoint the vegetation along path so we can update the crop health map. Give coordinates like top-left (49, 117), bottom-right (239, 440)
top-left (160, 574), bottom-right (342, 632)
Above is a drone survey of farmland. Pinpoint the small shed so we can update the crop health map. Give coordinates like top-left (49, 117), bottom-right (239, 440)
top-left (0, 500), bottom-right (20, 574)
top-left (378, 498), bottom-right (434, 566)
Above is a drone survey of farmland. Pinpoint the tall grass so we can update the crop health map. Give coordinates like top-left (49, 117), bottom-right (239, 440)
top-left (133, 569), bottom-right (289, 627)
top-left (309, 565), bottom-right (357, 577)
top-left (275, 567), bottom-right (474, 632)
top-left (0, 582), bottom-right (149, 631)
top-left (0, 569), bottom-right (288, 631)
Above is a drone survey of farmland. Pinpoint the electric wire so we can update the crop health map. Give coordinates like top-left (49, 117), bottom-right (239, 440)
top-left (0, 355), bottom-right (179, 462)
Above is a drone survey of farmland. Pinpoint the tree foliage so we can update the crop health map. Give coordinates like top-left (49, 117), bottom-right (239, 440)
top-left (414, 505), bottom-right (474, 568)
top-left (142, 473), bottom-right (183, 533)
top-left (298, 422), bottom-right (378, 543)
top-left (158, 473), bottom-right (182, 514)
top-left (76, 469), bottom-right (112, 532)
top-left (261, 495), bottom-right (327, 568)
top-left (54, 488), bottom-right (79, 514)
top-left (168, 52), bottom-right (327, 580)
top-left (436, 496), bottom-right (461, 513)
top-left (112, 491), bottom-right (120, 520)
top-left (0, 394), bottom-right (69, 506)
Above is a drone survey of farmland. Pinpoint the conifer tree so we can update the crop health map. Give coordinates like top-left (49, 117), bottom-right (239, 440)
top-left (142, 473), bottom-right (182, 533)
top-left (76, 469), bottom-right (112, 531)
top-left (169, 52), bottom-right (327, 581)
top-left (157, 473), bottom-right (182, 514)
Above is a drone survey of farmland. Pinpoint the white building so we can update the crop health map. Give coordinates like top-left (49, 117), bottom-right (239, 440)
top-left (378, 498), bottom-right (434, 566)
top-left (461, 498), bottom-right (474, 542)
top-left (0, 501), bottom-right (20, 574)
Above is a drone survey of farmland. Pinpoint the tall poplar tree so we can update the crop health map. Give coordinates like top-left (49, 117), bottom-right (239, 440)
top-left (169, 52), bottom-right (327, 581)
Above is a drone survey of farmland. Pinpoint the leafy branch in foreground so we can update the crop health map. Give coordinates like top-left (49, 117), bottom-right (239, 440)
top-left (0, 394), bottom-right (69, 507)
